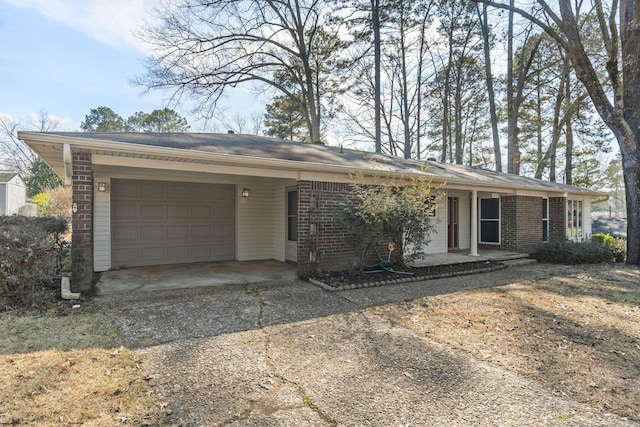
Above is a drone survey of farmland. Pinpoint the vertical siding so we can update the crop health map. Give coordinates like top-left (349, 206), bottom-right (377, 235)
top-left (0, 185), bottom-right (6, 214)
top-left (271, 182), bottom-right (290, 262)
top-left (93, 178), bottom-right (111, 272)
top-left (424, 195), bottom-right (448, 254)
top-left (583, 197), bottom-right (592, 239)
top-left (236, 178), bottom-right (277, 261)
top-left (454, 191), bottom-right (471, 250)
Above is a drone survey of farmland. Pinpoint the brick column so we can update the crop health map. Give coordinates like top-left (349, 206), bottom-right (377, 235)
top-left (71, 153), bottom-right (93, 292)
top-left (297, 180), bottom-right (359, 276)
top-left (549, 197), bottom-right (567, 240)
top-left (501, 195), bottom-right (543, 253)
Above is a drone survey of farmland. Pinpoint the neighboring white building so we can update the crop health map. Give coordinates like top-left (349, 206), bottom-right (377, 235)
top-left (0, 172), bottom-right (27, 215)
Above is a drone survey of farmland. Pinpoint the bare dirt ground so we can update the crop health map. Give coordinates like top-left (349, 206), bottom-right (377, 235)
top-left (370, 263), bottom-right (640, 422)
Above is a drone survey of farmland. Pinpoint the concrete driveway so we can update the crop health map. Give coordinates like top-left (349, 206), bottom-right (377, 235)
top-left (96, 264), bottom-right (637, 426)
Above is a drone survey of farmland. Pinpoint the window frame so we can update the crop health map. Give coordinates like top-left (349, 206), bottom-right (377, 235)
top-left (479, 197), bottom-right (501, 244)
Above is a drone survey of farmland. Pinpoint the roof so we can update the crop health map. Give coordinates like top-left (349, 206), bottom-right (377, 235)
top-left (0, 172), bottom-right (19, 183)
top-left (17, 131), bottom-right (605, 196)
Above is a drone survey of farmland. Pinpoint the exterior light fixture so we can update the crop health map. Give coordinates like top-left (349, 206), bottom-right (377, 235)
top-left (242, 188), bottom-right (250, 197)
top-left (97, 182), bottom-right (107, 192)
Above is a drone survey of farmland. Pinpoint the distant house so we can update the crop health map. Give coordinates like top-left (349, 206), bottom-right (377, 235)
top-left (0, 172), bottom-right (26, 215)
top-left (18, 132), bottom-right (607, 292)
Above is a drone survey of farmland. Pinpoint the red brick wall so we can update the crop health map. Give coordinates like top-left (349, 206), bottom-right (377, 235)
top-left (71, 152), bottom-right (93, 292)
top-left (297, 181), bottom-right (357, 276)
top-left (549, 197), bottom-right (567, 240)
top-left (501, 195), bottom-right (543, 253)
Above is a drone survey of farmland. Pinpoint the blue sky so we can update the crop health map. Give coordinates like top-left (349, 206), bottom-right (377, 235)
top-left (0, 0), bottom-right (258, 132)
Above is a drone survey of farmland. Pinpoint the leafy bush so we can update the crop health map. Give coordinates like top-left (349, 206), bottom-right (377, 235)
top-left (531, 239), bottom-right (617, 264)
top-left (0, 216), bottom-right (70, 308)
top-left (342, 174), bottom-right (442, 269)
top-left (592, 233), bottom-right (626, 263)
top-left (32, 192), bottom-right (51, 216)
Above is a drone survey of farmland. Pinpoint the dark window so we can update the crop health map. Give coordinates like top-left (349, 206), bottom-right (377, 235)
top-left (480, 198), bottom-right (500, 243)
top-left (542, 199), bottom-right (549, 242)
top-left (287, 190), bottom-right (297, 242)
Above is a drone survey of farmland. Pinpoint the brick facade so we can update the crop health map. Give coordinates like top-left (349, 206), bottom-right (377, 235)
top-left (500, 195), bottom-right (543, 253)
top-left (297, 180), bottom-right (357, 276)
top-left (70, 152), bottom-right (93, 292)
top-left (549, 197), bottom-right (567, 240)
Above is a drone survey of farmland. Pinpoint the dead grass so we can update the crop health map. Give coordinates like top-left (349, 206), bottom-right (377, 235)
top-left (0, 305), bottom-right (163, 426)
top-left (371, 263), bottom-right (640, 421)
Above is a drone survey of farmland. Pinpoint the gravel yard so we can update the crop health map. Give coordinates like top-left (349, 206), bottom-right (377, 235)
top-left (95, 262), bottom-right (640, 426)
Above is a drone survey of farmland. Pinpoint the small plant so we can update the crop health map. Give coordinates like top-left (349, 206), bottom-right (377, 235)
top-left (531, 239), bottom-right (618, 264)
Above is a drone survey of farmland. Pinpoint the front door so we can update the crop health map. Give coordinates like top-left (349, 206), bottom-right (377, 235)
top-left (285, 188), bottom-right (298, 262)
top-left (448, 197), bottom-right (459, 249)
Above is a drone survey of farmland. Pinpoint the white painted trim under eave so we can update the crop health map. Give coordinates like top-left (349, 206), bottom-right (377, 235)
top-left (92, 155), bottom-right (356, 183)
top-left (63, 143), bottom-right (72, 185)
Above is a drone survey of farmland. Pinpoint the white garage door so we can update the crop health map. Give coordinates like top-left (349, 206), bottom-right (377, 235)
top-left (111, 179), bottom-right (235, 268)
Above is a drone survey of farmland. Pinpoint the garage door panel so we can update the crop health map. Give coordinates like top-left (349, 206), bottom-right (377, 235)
top-left (113, 226), bottom-right (139, 241)
top-left (192, 205), bottom-right (213, 220)
top-left (140, 226), bottom-right (166, 241)
top-left (111, 179), bottom-right (235, 267)
top-left (112, 181), bottom-right (139, 198)
top-left (113, 248), bottom-right (139, 266)
top-left (215, 205), bottom-right (234, 221)
top-left (167, 205), bottom-right (189, 220)
top-left (140, 204), bottom-right (165, 220)
top-left (139, 247), bottom-right (166, 262)
top-left (215, 186), bottom-right (234, 200)
top-left (214, 244), bottom-right (234, 258)
top-left (167, 225), bottom-right (189, 240)
top-left (191, 184), bottom-right (213, 201)
top-left (141, 182), bottom-right (166, 199)
top-left (112, 203), bottom-right (138, 220)
top-left (167, 183), bottom-right (190, 200)
top-left (191, 225), bottom-right (213, 239)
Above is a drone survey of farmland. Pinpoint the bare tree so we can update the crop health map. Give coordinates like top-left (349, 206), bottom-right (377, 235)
top-left (136, 0), bottom-right (339, 143)
top-left (0, 110), bottom-right (59, 175)
top-left (476, 0), bottom-right (640, 264)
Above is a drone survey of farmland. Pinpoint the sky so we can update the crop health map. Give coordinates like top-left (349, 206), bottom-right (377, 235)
top-left (0, 0), bottom-right (258, 132)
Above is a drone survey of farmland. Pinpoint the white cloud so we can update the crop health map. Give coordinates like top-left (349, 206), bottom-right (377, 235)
top-left (3, 0), bottom-right (159, 52)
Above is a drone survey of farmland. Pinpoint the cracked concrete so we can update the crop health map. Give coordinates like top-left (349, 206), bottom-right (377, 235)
top-left (96, 263), bottom-right (638, 426)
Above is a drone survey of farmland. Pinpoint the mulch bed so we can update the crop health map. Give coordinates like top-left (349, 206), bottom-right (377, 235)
top-left (309, 260), bottom-right (505, 291)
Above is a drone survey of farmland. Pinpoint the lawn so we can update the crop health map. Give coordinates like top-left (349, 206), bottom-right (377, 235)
top-left (0, 302), bottom-right (163, 426)
top-left (371, 263), bottom-right (640, 421)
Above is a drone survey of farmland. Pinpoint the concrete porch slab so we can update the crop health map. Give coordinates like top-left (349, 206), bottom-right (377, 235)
top-left (95, 260), bottom-right (298, 295)
top-left (411, 249), bottom-right (527, 267)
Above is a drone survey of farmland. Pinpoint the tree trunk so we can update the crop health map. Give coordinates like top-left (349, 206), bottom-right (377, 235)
top-left (506, 0), bottom-right (515, 173)
top-left (372, 0), bottom-right (382, 153)
top-left (478, 3), bottom-right (502, 171)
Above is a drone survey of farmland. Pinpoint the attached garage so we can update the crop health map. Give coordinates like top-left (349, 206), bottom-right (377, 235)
top-left (110, 179), bottom-right (235, 268)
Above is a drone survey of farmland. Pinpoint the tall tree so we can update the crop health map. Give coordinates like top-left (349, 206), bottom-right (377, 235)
top-left (126, 108), bottom-right (190, 132)
top-left (80, 106), bottom-right (126, 132)
top-left (0, 110), bottom-right (59, 176)
top-left (264, 95), bottom-right (310, 141)
top-left (477, 2), bottom-right (502, 171)
top-left (136, 0), bottom-right (338, 143)
top-left (476, 0), bottom-right (640, 264)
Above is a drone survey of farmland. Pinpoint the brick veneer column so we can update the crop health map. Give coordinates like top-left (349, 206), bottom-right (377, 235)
top-left (71, 152), bottom-right (93, 292)
top-left (549, 197), bottom-right (567, 240)
top-left (297, 180), bottom-right (358, 276)
top-left (501, 195), bottom-right (543, 253)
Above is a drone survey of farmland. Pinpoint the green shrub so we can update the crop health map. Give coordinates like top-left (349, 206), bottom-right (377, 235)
top-left (531, 239), bottom-right (617, 264)
top-left (0, 216), bottom-right (69, 309)
top-left (592, 233), bottom-right (626, 262)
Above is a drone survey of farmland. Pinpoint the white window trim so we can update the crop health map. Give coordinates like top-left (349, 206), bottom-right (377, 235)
top-left (542, 198), bottom-right (549, 243)
top-left (567, 199), bottom-right (584, 242)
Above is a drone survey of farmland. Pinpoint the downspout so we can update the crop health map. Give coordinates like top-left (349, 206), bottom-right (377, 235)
top-left (63, 143), bottom-right (72, 185)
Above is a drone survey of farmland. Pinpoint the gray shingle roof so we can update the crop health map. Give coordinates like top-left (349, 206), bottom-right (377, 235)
top-left (42, 132), bottom-right (601, 195)
top-left (0, 172), bottom-right (19, 183)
